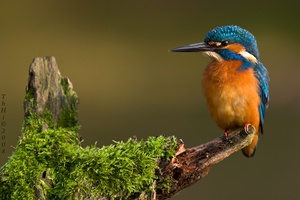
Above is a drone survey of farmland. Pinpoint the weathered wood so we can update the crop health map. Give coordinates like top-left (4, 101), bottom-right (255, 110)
top-left (24, 56), bottom-right (79, 128)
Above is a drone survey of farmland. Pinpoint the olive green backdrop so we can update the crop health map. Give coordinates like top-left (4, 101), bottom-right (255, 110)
top-left (0, 1), bottom-right (299, 199)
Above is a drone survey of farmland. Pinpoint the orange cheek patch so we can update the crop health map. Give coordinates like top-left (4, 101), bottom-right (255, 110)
top-left (225, 44), bottom-right (245, 53)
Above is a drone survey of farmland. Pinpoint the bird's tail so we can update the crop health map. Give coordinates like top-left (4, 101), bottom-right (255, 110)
top-left (242, 133), bottom-right (259, 157)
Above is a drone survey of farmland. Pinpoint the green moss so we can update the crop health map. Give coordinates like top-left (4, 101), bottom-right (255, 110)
top-left (58, 77), bottom-right (79, 128)
top-left (0, 112), bottom-right (177, 199)
top-left (23, 87), bottom-right (36, 116)
top-left (57, 107), bottom-right (78, 129)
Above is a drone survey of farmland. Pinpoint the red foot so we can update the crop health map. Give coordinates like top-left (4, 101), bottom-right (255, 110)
top-left (223, 129), bottom-right (229, 140)
top-left (223, 129), bottom-right (229, 137)
top-left (222, 129), bottom-right (232, 143)
top-left (244, 124), bottom-right (252, 134)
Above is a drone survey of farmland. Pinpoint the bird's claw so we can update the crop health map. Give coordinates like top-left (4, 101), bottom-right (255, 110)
top-left (244, 123), bottom-right (252, 134)
top-left (221, 130), bottom-right (233, 143)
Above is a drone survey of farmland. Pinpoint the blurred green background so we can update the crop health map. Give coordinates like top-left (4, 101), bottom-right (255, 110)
top-left (1, 1), bottom-right (299, 199)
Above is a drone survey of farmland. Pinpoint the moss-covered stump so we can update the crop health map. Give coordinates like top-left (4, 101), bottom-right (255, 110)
top-left (0, 112), bottom-right (176, 199)
top-left (0, 56), bottom-right (255, 200)
top-left (0, 57), bottom-right (178, 199)
top-left (24, 56), bottom-right (78, 128)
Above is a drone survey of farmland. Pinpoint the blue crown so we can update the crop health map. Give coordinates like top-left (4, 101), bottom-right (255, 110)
top-left (204, 25), bottom-right (260, 60)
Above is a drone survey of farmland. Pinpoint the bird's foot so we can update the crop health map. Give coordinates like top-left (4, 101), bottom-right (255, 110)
top-left (244, 124), bottom-right (252, 134)
top-left (221, 130), bottom-right (233, 143)
top-left (223, 130), bottom-right (229, 138)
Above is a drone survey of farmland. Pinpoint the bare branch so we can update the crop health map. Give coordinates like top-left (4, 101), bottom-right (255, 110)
top-left (157, 126), bottom-right (254, 199)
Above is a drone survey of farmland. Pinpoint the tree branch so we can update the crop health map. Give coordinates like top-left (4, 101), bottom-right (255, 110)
top-left (156, 126), bottom-right (254, 199)
top-left (0, 56), bottom-right (255, 200)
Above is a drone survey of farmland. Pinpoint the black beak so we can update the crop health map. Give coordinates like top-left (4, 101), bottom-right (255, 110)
top-left (170, 42), bottom-right (218, 52)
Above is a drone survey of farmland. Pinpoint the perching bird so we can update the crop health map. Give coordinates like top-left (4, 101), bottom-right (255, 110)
top-left (171, 25), bottom-right (269, 157)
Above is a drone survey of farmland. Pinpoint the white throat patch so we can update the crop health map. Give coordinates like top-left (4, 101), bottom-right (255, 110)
top-left (202, 51), bottom-right (224, 62)
top-left (239, 50), bottom-right (258, 63)
top-left (202, 50), bottom-right (258, 64)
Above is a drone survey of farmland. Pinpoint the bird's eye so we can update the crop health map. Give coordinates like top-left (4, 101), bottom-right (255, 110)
top-left (221, 40), bottom-right (229, 46)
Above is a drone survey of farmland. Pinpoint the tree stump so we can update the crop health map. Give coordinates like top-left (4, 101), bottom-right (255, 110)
top-left (24, 56), bottom-right (79, 128)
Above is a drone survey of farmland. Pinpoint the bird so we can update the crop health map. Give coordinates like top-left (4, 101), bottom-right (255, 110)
top-left (170, 25), bottom-right (269, 157)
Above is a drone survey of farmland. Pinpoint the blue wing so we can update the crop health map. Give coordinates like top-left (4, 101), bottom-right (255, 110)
top-left (254, 61), bottom-right (269, 134)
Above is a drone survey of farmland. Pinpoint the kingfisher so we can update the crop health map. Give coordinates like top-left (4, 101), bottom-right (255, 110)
top-left (171, 25), bottom-right (269, 157)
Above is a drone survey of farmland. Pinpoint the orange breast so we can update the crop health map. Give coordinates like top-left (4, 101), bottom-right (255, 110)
top-left (202, 60), bottom-right (261, 131)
